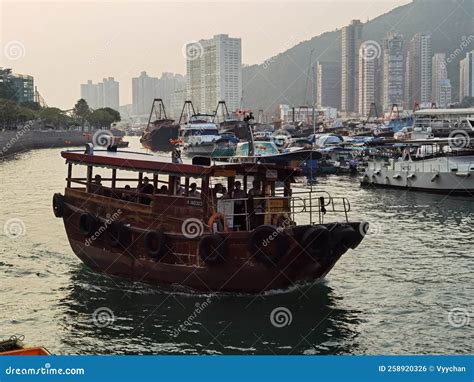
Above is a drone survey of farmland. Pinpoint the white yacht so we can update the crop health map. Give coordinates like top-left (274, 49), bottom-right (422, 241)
top-left (361, 138), bottom-right (474, 195)
top-left (178, 114), bottom-right (221, 157)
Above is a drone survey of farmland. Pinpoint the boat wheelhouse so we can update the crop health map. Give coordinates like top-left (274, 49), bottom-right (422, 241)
top-left (53, 148), bottom-right (366, 292)
top-left (411, 108), bottom-right (474, 139)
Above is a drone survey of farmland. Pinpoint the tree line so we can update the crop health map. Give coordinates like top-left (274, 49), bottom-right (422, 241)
top-left (0, 82), bottom-right (120, 130)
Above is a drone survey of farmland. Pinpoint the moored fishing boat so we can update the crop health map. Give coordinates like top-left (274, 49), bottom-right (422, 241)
top-left (52, 147), bottom-right (367, 293)
top-left (140, 99), bottom-right (179, 152)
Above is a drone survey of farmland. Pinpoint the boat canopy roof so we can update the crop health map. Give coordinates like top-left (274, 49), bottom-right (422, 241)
top-left (61, 149), bottom-right (299, 180)
top-left (414, 108), bottom-right (474, 116)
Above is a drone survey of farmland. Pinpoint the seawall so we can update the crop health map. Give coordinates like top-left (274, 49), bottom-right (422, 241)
top-left (0, 129), bottom-right (89, 159)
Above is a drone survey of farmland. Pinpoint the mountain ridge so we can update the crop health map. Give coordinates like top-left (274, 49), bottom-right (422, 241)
top-left (241, 0), bottom-right (474, 115)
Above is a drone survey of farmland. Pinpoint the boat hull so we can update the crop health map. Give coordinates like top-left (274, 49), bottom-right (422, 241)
top-left (361, 158), bottom-right (474, 196)
top-left (140, 125), bottom-right (179, 152)
top-left (61, 190), bottom-right (364, 293)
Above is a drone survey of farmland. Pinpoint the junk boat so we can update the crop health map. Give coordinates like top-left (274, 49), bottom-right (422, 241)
top-left (52, 146), bottom-right (367, 293)
top-left (140, 98), bottom-right (179, 152)
top-left (361, 138), bottom-right (474, 195)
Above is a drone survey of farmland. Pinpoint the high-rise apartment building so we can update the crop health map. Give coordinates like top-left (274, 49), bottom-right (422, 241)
top-left (432, 53), bottom-right (449, 107)
top-left (459, 50), bottom-right (474, 101)
top-left (358, 43), bottom-right (376, 116)
top-left (405, 33), bottom-right (432, 107)
top-left (341, 20), bottom-right (363, 113)
top-left (382, 33), bottom-right (404, 110)
top-left (316, 61), bottom-right (341, 109)
top-left (186, 34), bottom-right (242, 113)
top-left (80, 77), bottom-right (119, 111)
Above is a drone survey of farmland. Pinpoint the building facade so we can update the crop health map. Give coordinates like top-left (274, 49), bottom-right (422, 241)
top-left (459, 50), bottom-right (474, 101)
top-left (341, 20), bottom-right (363, 113)
top-left (186, 34), bottom-right (242, 114)
top-left (0, 68), bottom-right (34, 104)
top-left (80, 77), bottom-right (120, 111)
top-left (358, 43), bottom-right (376, 117)
top-left (316, 61), bottom-right (341, 109)
top-left (382, 33), bottom-right (404, 110)
top-left (431, 53), bottom-right (450, 107)
top-left (132, 71), bottom-right (159, 116)
top-left (438, 79), bottom-right (452, 107)
top-left (405, 33), bottom-right (432, 107)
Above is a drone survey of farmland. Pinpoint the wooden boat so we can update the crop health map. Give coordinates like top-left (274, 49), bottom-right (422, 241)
top-left (52, 147), bottom-right (367, 293)
top-left (0, 336), bottom-right (50, 356)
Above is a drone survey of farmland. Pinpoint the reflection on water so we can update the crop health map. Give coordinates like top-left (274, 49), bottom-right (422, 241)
top-left (59, 268), bottom-right (361, 355)
top-left (1, 137), bottom-right (472, 354)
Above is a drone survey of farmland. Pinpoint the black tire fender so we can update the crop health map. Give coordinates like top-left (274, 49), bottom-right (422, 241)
top-left (199, 234), bottom-right (225, 264)
top-left (248, 225), bottom-right (285, 266)
top-left (79, 213), bottom-right (98, 237)
top-left (144, 230), bottom-right (166, 258)
top-left (301, 225), bottom-right (331, 260)
top-left (52, 193), bottom-right (65, 218)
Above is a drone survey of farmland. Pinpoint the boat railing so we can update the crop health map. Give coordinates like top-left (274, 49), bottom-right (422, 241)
top-left (219, 190), bottom-right (350, 226)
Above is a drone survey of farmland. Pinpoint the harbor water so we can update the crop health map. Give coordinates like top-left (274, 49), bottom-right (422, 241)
top-left (0, 137), bottom-right (472, 355)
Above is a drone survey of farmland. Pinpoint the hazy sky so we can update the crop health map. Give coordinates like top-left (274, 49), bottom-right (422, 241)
top-left (1, 0), bottom-right (410, 109)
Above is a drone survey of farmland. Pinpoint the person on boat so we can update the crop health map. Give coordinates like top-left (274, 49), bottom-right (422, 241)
top-left (248, 180), bottom-right (264, 229)
top-left (159, 185), bottom-right (168, 194)
top-left (232, 181), bottom-right (247, 230)
top-left (175, 179), bottom-right (185, 196)
top-left (90, 174), bottom-right (103, 195)
top-left (121, 184), bottom-right (132, 201)
top-left (189, 182), bottom-right (200, 197)
top-left (139, 177), bottom-right (154, 204)
top-left (212, 183), bottom-right (225, 199)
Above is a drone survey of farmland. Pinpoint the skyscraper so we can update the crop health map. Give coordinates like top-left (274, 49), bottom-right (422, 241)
top-left (382, 33), bottom-right (404, 110)
top-left (459, 50), bottom-right (474, 101)
top-left (316, 61), bottom-right (341, 109)
top-left (132, 71), bottom-right (185, 118)
top-left (80, 77), bottom-right (120, 111)
top-left (432, 53), bottom-right (449, 107)
top-left (341, 20), bottom-right (363, 113)
top-left (80, 80), bottom-right (99, 109)
top-left (358, 43), bottom-right (376, 116)
top-left (102, 77), bottom-right (119, 111)
top-left (405, 33), bottom-right (432, 107)
top-left (132, 71), bottom-right (159, 116)
top-left (186, 34), bottom-right (242, 113)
